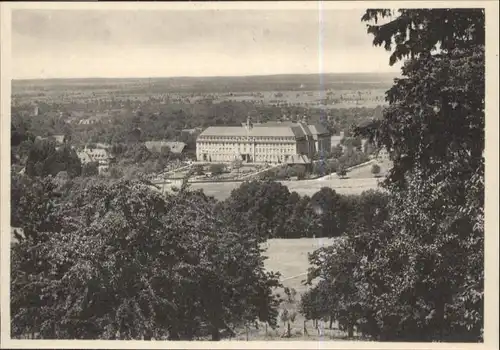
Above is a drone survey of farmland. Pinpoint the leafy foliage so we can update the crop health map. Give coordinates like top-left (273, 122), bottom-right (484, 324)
top-left (220, 180), bottom-right (292, 242)
top-left (310, 188), bottom-right (348, 237)
top-left (336, 165), bottom-right (347, 178)
top-left (11, 179), bottom-right (282, 340)
top-left (357, 9), bottom-right (484, 188)
top-left (25, 140), bottom-right (82, 178)
top-left (300, 8), bottom-right (485, 342)
top-left (208, 163), bottom-right (226, 176)
top-left (371, 164), bottom-right (381, 176)
top-left (82, 161), bottom-right (99, 177)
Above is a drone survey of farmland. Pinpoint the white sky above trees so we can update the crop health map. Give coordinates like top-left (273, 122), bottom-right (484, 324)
top-left (12, 9), bottom-right (402, 79)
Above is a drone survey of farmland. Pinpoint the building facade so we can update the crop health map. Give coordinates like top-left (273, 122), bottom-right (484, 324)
top-left (196, 119), bottom-right (331, 164)
top-left (77, 147), bottom-right (112, 173)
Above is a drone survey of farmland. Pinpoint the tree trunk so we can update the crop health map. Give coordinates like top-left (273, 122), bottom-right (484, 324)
top-left (436, 300), bottom-right (445, 340)
top-left (265, 323), bottom-right (268, 337)
top-left (287, 322), bottom-right (291, 338)
top-left (167, 330), bottom-right (180, 340)
top-left (144, 330), bottom-right (153, 340)
top-left (348, 325), bottom-right (354, 338)
top-left (329, 316), bottom-right (333, 329)
top-left (211, 327), bottom-right (221, 341)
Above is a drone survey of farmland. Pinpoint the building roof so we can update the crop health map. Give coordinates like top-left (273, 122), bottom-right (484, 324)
top-left (307, 123), bottom-right (329, 136)
top-left (182, 128), bottom-right (202, 134)
top-left (250, 126), bottom-right (305, 138)
top-left (85, 148), bottom-right (109, 157)
top-left (286, 154), bottom-right (311, 164)
top-left (144, 141), bottom-right (186, 154)
top-left (94, 143), bottom-right (111, 149)
top-left (254, 121), bottom-right (296, 127)
top-left (199, 125), bottom-right (307, 138)
top-left (199, 126), bottom-right (249, 137)
top-left (76, 151), bottom-right (92, 163)
top-left (198, 120), bottom-right (332, 140)
top-left (296, 123), bottom-right (312, 137)
top-left (256, 121), bottom-right (332, 137)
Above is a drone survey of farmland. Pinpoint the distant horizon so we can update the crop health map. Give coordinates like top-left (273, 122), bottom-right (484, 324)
top-left (12, 71), bottom-right (400, 82)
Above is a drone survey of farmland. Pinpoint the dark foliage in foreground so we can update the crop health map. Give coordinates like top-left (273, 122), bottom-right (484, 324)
top-left (11, 179), bottom-right (281, 340)
top-left (300, 8), bottom-right (484, 342)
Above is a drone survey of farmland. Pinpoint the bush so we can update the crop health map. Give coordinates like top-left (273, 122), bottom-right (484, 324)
top-left (336, 165), bottom-right (347, 178)
top-left (209, 163), bottom-right (226, 175)
top-left (371, 164), bottom-right (381, 177)
top-left (192, 164), bottom-right (204, 176)
top-left (82, 161), bottom-right (99, 177)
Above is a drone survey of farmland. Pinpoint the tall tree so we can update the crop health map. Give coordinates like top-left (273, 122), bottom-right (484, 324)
top-left (25, 140), bottom-right (82, 178)
top-left (221, 180), bottom-right (292, 241)
top-left (309, 187), bottom-right (345, 237)
top-left (303, 9), bottom-right (485, 342)
top-left (11, 180), bottom-right (281, 340)
top-left (357, 9), bottom-right (484, 188)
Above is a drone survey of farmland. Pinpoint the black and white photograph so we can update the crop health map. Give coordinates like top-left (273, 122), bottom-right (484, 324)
top-left (1, 1), bottom-right (498, 347)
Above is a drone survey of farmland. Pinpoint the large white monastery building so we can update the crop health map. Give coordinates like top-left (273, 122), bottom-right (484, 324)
top-left (196, 118), bottom-right (331, 164)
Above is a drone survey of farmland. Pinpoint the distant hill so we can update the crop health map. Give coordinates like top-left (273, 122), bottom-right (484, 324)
top-left (12, 72), bottom-right (397, 94)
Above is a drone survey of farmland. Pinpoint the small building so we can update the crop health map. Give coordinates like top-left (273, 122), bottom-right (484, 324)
top-left (76, 151), bottom-right (92, 164)
top-left (77, 147), bottom-right (111, 174)
top-left (376, 147), bottom-right (391, 160)
top-left (78, 117), bottom-right (100, 125)
top-left (94, 143), bottom-right (111, 149)
top-left (144, 141), bottom-right (186, 154)
top-left (181, 127), bottom-right (203, 136)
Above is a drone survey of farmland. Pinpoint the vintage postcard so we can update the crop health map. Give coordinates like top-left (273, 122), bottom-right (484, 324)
top-left (1, 1), bottom-right (498, 349)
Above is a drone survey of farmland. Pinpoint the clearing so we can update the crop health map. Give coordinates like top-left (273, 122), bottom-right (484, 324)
top-left (168, 177), bottom-right (383, 201)
top-left (226, 238), bottom-right (358, 340)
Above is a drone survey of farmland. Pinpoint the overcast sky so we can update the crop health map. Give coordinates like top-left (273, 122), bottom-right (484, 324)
top-left (12, 8), bottom-right (402, 79)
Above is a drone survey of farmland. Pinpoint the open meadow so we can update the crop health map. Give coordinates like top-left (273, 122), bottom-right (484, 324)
top-left (226, 238), bottom-right (354, 341)
top-left (170, 177), bottom-right (383, 201)
top-left (157, 158), bottom-right (392, 201)
top-left (263, 238), bottom-right (335, 293)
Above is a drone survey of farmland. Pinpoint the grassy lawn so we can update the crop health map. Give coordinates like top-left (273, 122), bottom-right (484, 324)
top-left (346, 159), bottom-right (393, 179)
top-left (263, 238), bottom-right (335, 294)
top-left (227, 237), bottom-right (358, 341)
top-left (184, 177), bottom-right (382, 201)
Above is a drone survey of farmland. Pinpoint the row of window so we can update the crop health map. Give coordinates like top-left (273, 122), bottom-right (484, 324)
top-left (199, 154), bottom-right (289, 162)
top-left (197, 142), bottom-right (296, 148)
top-left (199, 136), bottom-right (295, 141)
top-left (197, 147), bottom-right (295, 153)
top-left (197, 149), bottom-right (295, 156)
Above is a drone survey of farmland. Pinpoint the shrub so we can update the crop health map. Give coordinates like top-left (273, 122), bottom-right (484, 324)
top-left (371, 164), bottom-right (381, 177)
